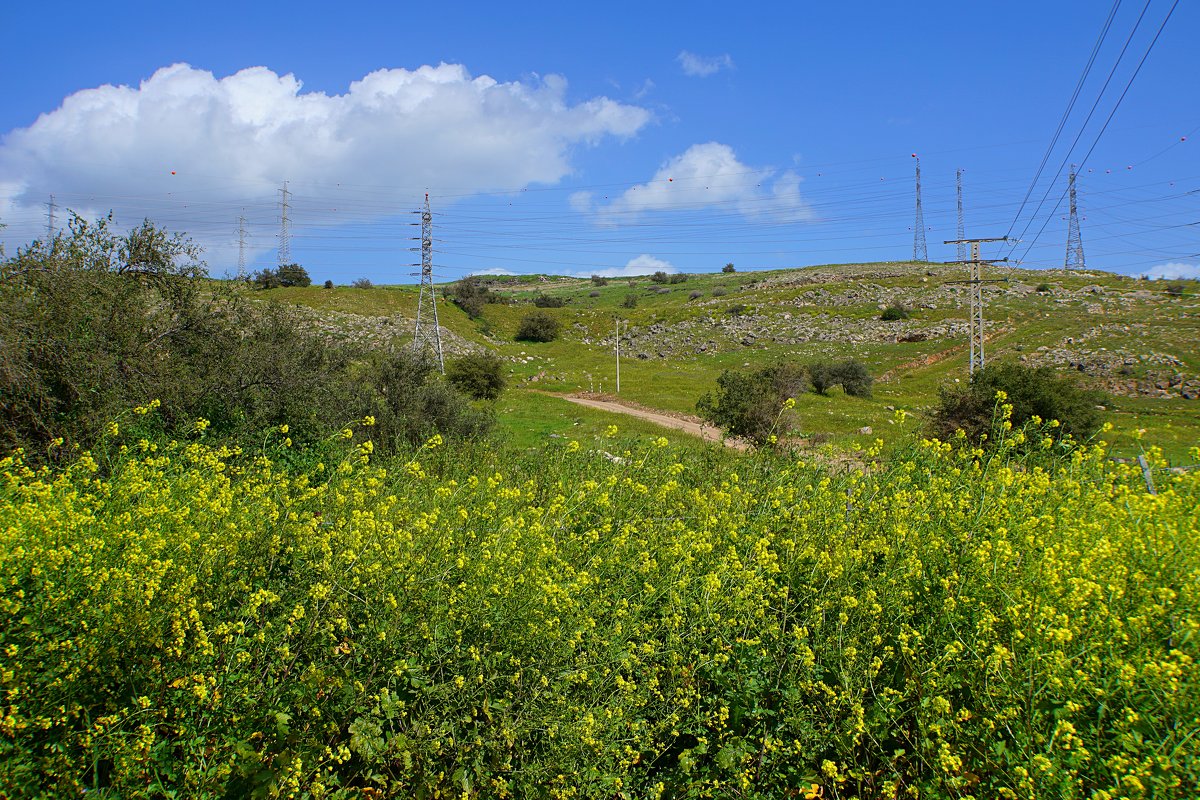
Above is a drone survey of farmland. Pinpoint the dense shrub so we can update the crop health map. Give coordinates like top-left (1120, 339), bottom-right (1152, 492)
top-left (352, 277), bottom-right (373, 289)
top-left (323, 279), bottom-right (334, 289)
top-left (590, 275), bottom-right (608, 286)
top-left (696, 362), bottom-right (807, 445)
top-left (532, 293), bottom-right (566, 308)
top-left (0, 217), bottom-right (486, 457)
top-left (365, 350), bottom-right (494, 448)
top-left (689, 290), bottom-right (702, 300)
top-left (880, 304), bottom-right (909, 321)
top-left (668, 273), bottom-right (689, 284)
top-left (650, 270), bottom-right (670, 284)
top-left (723, 262), bottom-right (736, 273)
top-left (588, 290), bottom-right (601, 298)
top-left (253, 263), bottom-right (311, 289)
top-left (808, 359), bottom-right (874, 397)
top-left (447, 276), bottom-right (500, 318)
top-left (1035, 282), bottom-right (1052, 293)
top-left (712, 287), bottom-right (727, 297)
top-left (930, 362), bottom-right (1104, 444)
top-left (1166, 283), bottom-right (1186, 297)
top-left (515, 310), bottom-right (561, 342)
top-left (446, 351), bottom-right (507, 400)
top-left (622, 294), bottom-right (638, 309)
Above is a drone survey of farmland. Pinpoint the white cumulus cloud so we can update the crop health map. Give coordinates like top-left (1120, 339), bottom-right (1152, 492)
top-left (1138, 262), bottom-right (1200, 280)
top-left (579, 254), bottom-right (676, 279)
top-left (0, 62), bottom-right (652, 260)
top-left (593, 142), bottom-right (812, 224)
top-left (677, 51), bottom-right (734, 77)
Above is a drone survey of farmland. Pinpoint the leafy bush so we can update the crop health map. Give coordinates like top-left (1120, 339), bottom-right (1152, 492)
top-left (712, 287), bottom-right (727, 297)
top-left (930, 362), bottom-right (1104, 445)
top-left (723, 262), bottom-right (736, 273)
top-left (446, 276), bottom-right (506, 318)
top-left (515, 310), bottom-right (561, 342)
top-left (588, 290), bottom-right (601, 298)
top-left (365, 350), bottom-right (494, 448)
top-left (668, 273), bottom-right (689, 284)
top-left (352, 277), bottom-right (373, 289)
top-left (725, 303), bottom-right (748, 316)
top-left (1166, 283), bottom-right (1186, 297)
top-left (622, 294), bottom-right (638, 309)
top-left (1036, 282), bottom-right (1052, 293)
top-left (323, 279), bottom-right (334, 289)
top-left (696, 362), bottom-right (807, 445)
top-left (446, 351), bottom-right (507, 400)
top-left (689, 290), bottom-right (702, 301)
top-left (253, 263), bottom-right (311, 289)
top-left (880, 304), bottom-right (909, 321)
top-left (0, 217), bottom-right (485, 457)
top-left (650, 270), bottom-right (670, 284)
top-left (590, 275), bottom-right (608, 286)
top-left (532, 293), bottom-right (566, 308)
top-left (807, 359), bottom-right (873, 397)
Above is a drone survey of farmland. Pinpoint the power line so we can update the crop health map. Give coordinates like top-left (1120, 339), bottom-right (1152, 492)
top-left (1015, 0), bottom-right (1181, 264)
top-left (1005, 0), bottom-right (1124, 240)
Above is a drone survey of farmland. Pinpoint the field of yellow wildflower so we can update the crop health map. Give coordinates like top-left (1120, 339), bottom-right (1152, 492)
top-left (1, 416), bottom-right (1197, 798)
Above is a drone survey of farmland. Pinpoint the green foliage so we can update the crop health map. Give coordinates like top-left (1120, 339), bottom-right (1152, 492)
top-left (365, 350), bottom-right (494, 448)
top-left (1035, 282), bottom-right (1052, 293)
top-left (622, 294), bottom-right (638, 309)
top-left (590, 274), bottom-right (608, 286)
top-left (880, 304), bottom-right (909, 321)
top-left (668, 273), bottom-right (689, 284)
top-left (650, 270), bottom-right (670, 284)
top-left (808, 359), bottom-right (874, 397)
top-left (446, 351), bottom-right (507, 400)
top-left (515, 310), bottom-right (561, 342)
top-left (532, 293), bottom-right (566, 308)
top-left (447, 276), bottom-right (500, 318)
top-left (253, 263), bottom-right (311, 289)
top-left (723, 262), bottom-right (737, 273)
top-left (352, 277), bottom-right (373, 289)
top-left (0, 218), bottom-right (486, 458)
top-left (323, 279), bottom-right (334, 289)
top-left (1166, 283), bottom-right (1186, 297)
top-left (696, 362), bottom-right (806, 445)
top-left (689, 290), bottom-right (703, 301)
top-left (711, 286), bottom-right (728, 297)
top-left (7, 423), bottom-right (1192, 797)
top-left (930, 362), bottom-right (1104, 444)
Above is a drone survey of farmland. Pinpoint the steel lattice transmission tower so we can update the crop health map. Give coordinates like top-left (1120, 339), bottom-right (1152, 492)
top-left (912, 155), bottom-right (928, 262)
top-left (277, 182), bottom-right (291, 267)
top-left (237, 215), bottom-right (248, 279)
top-left (1064, 165), bottom-right (1085, 272)
top-left (945, 237), bottom-right (1009, 375)
top-left (413, 193), bottom-right (445, 373)
top-left (955, 170), bottom-right (967, 263)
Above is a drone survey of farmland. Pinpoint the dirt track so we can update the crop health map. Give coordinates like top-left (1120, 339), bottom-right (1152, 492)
top-left (558, 395), bottom-right (747, 450)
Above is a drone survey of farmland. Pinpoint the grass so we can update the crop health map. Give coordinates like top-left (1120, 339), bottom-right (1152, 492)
top-left (255, 263), bottom-right (1200, 462)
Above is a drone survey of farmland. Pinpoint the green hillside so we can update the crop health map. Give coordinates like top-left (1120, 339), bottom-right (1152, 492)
top-left (260, 263), bottom-right (1200, 460)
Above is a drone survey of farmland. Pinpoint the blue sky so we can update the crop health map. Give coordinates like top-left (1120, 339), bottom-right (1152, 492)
top-left (1, 0), bottom-right (1196, 283)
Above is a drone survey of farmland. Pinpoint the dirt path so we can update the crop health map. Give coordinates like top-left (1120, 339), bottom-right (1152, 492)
top-left (557, 394), bottom-right (748, 450)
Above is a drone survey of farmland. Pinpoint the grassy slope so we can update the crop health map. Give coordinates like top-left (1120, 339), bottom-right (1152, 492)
top-left (262, 265), bottom-right (1200, 461)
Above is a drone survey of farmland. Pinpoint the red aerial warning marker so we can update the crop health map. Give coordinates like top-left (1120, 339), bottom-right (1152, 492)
top-left (910, 153), bottom-right (917, 158)
top-left (170, 171), bottom-right (176, 175)
top-left (668, 177), bottom-right (673, 182)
